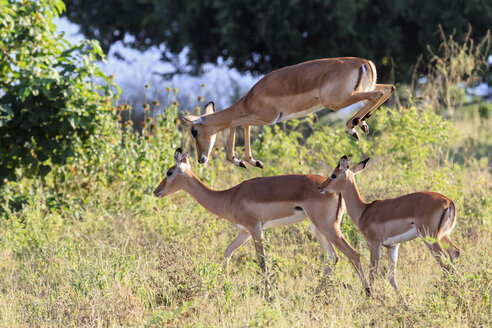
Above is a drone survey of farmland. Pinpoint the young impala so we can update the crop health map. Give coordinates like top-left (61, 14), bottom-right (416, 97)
top-left (154, 148), bottom-right (371, 295)
top-left (318, 156), bottom-right (460, 291)
top-left (183, 57), bottom-right (394, 168)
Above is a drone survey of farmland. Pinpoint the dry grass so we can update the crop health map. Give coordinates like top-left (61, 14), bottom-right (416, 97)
top-left (0, 164), bottom-right (490, 327)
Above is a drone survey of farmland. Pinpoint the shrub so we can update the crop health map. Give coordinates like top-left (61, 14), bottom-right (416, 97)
top-left (0, 0), bottom-right (117, 180)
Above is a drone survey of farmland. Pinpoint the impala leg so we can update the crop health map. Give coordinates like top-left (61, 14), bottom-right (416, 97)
top-left (441, 235), bottom-right (460, 261)
top-left (307, 206), bottom-right (369, 295)
top-left (311, 223), bottom-right (339, 277)
top-left (320, 91), bottom-right (368, 140)
top-left (322, 90), bottom-right (383, 140)
top-left (386, 244), bottom-right (400, 291)
top-left (252, 233), bottom-right (270, 296)
top-left (253, 239), bottom-right (266, 274)
top-left (424, 240), bottom-right (451, 272)
top-left (323, 242), bottom-right (338, 276)
top-left (325, 232), bottom-right (371, 296)
top-left (226, 127), bottom-right (247, 168)
top-left (249, 225), bottom-right (266, 275)
top-left (369, 242), bottom-right (382, 289)
top-left (345, 90), bottom-right (385, 139)
top-left (243, 125), bottom-right (264, 168)
top-left (223, 230), bottom-right (251, 271)
top-left (357, 84), bottom-right (395, 134)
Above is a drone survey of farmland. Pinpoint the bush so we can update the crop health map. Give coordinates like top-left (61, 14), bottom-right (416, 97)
top-left (0, 0), bottom-right (117, 180)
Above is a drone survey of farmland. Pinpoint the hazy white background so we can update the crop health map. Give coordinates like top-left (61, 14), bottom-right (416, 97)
top-left (55, 17), bottom-right (261, 113)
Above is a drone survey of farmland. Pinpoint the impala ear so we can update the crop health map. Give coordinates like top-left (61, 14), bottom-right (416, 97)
top-left (182, 152), bottom-right (190, 165)
top-left (174, 148), bottom-right (183, 164)
top-left (351, 157), bottom-right (370, 174)
top-left (338, 155), bottom-right (350, 171)
top-left (202, 101), bottom-right (215, 115)
top-left (181, 115), bottom-right (204, 125)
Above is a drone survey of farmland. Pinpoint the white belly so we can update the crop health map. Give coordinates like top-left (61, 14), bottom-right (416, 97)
top-left (262, 211), bottom-right (306, 229)
top-left (382, 226), bottom-right (419, 246)
top-left (279, 104), bottom-right (325, 122)
top-left (234, 223), bottom-right (248, 231)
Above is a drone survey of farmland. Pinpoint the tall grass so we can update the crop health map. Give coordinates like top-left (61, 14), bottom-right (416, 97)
top-left (410, 25), bottom-right (491, 118)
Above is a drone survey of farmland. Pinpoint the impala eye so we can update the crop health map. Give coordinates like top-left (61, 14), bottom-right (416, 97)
top-left (330, 174), bottom-right (337, 179)
top-left (166, 170), bottom-right (172, 177)
top-left (191, 127), bottom-right (198, 138)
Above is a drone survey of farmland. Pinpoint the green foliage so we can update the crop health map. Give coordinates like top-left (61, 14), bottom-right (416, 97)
top-left (63, 0), bottom-right (492, 81)
top-left (0, 0), bottom-right (117, 180)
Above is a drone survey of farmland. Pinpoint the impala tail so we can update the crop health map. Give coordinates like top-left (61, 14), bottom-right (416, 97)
top-left (355, 60), bottom-right (377, 93)
top-left (437, 202), bottom-right (456, 239)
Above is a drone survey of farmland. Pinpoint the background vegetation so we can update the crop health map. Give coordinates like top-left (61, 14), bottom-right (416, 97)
top-left (0, 0), bottom-right (491, 327)
top-left (63, 0), bottom-right (492, 81)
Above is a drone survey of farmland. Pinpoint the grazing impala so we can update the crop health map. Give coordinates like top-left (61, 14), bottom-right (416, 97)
top-left (183, 57), bottom-right (394, 168)
top-left (154, 148), bottom-right (371, 295)
top-left (318, 156), bottom-right (460, 291)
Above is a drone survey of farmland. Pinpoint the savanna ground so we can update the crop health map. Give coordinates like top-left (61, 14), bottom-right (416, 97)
top-left (0, 99), bottom-right (491, 327)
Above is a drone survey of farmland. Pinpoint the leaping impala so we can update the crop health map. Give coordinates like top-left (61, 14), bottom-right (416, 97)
top-left (154, 148), bottom-right (372, 296)
top-left (182, 57), bottom-right (394, 168)
top-left (318, 156), bottom-right (460, 291)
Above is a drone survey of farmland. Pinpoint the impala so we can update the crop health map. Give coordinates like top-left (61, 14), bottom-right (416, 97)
top-left (183, 57), bottom-right (394, 168)
top-left (154, 148), bottom-right (371, 295)
top-left (318, 156), bottom-right (460, 291)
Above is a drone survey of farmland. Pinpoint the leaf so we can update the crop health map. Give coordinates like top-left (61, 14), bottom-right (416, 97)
top-left (0, 104), bottom-right (13, 117)
top-left (68, 117), bottom-right (76, 129)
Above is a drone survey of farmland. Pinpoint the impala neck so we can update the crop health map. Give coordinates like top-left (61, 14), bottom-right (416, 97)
top-left (182, 172), bottom-right (232, 219)
top-left (341, 176), bottom-right (369, 227)
top-left (203, 101), bottom-right (251, 133)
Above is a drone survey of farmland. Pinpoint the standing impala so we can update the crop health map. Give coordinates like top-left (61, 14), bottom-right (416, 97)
top-left (154, 148), bottom-right (371, 295)
top-left (183, 57), bottom-right (394, 168)
top-left (318, 156), bottom-right (460, 291)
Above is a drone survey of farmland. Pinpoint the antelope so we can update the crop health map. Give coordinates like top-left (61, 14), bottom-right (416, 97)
top-left (154, 148), bottom-right (372, 295)
top-left (318, 156), bottom-right (460, 291)
top-left (182, 57), bottom-right (394, 168)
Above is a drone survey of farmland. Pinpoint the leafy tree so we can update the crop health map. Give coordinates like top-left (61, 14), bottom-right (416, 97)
top-left (64, 0), bottom-right (492, 81)
top-left (0, 0), bottom-right (117, 180)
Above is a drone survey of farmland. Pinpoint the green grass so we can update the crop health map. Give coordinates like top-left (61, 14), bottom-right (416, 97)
top-left (0, 105), bottom-right (490, 327)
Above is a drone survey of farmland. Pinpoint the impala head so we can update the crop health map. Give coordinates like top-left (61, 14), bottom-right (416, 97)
top-left (153, 148), bottom-right (192, 198)
top-left (318, 156), bottom-right (370, 194)
top-left (182, 101), bottom-right (216, 164)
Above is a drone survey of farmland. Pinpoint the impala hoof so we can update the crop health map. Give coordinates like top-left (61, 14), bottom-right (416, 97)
top-left (348, 128), bottom-right (359, 141)
top-left (255, 160), bottom-right (264, 169)
top-left (360, 121), bottom-right (369, 134)
top-left (239, 161), bottom-right (247, 169)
